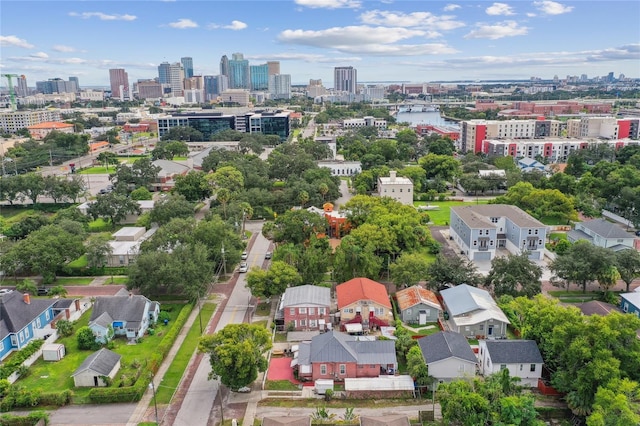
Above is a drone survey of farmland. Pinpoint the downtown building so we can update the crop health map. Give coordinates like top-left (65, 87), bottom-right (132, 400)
top-left (109, 68), bottom-right (129, 100)
top-left (460, 119), bottom-right (563, 153)
top-left (203, 75), bottom-right (228, 101)
top-left (268, 74), bottom-right (292, 99)
top-left (158, 62), bottom-right (184, 96)
top-left (0, 109), bottom-right (63, 133)
top-left (334, 66), bottom-right (357, 94)
top-left (227, 53), bottom-right (250, 89)
top-left (35, 78), bottom-right (78, 94)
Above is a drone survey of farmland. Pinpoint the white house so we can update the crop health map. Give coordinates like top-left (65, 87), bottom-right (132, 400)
top-left (378, 171), bottom-right (413, 205)
top-left (568, 218), bottom-right (637, 251)
top-left (72, 348), bottom-right (121, 387)
top-left (478, 340), bottom-right (543, 387)
top-left (417, 331), bottom-right (477, 383)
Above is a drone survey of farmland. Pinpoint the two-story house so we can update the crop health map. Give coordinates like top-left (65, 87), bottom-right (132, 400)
top-left (279, 285), bottom-right (331, 331)
top-left (296, 330), bottom-right (397, 382)
top-left (377, 171), bottom-right (413, 205)
top-left (336, 278), bottom-right (393, 331)
top-left (568, 218), bottom-right (637, 251)
top-left (440, 284), bottom-right (510, 339)
top-left (478, 340), bottom-right (543, 387)
top-left (0, 292), bottom-right (56, 361)
top-left (450, 204), bottom-right (547, 261)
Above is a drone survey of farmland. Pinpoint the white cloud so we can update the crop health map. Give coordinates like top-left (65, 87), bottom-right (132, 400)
top-left (0, 35), bottom-right (34, 49)
top-left (533, 1), bottom-right (574, 15)
top-left (486, 3), bottom-right (515, 16)
top-left (359, 10), bottom-right (465, 31)
top-left (294, 0), bottom-right (361, 9)
top-left (68, 12), bottom-right (137, 21)
top-left (526, 12), bottom-right (537, 17)
top-left (209, 20), bottom-right (247, 30)
top-left (168, 19), bottom-right (198, 29)
top-left (30, 52), bottom-right (49, 59)
top-left (465, 21), bottom-right (529, 39)
top-left (52, 44), bottom-right (76, 53)
top-left (443, 4), bottom-right (461, 11)
top-left (247, 52), bottom-right (361, 63)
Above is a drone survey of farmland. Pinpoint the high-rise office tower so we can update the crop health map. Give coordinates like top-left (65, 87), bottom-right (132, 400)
top-left (68, 76), bottom-right (80, 92)
top-left (220, 55), bottom-right (229, 79)
top-left (184, 76), bottom-right (203, 90)
top-left (334, 66), bottom-right (357, 94)
top-left (204, 75), bottom-right (229, 100)
top-left (250, 64), bottom-right (269, 91)
top-left (181, 57), bottom-right (194, 79)
top-left (228, 53), bottom-right (250, 89)
top-left (158, 62), bottom-right (171, 84)
top-left (15, 75), bottom-right (28, 97)
top-left (109, 68), bottom-right (129, 100)
top-left (167, 62), bottom-right (185, 96)
top-left (267, 61), bottom-right (280, 76)
top-left (268, 74), bottom-right (292, 99)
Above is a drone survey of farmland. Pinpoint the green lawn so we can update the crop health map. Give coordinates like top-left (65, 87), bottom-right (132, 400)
top-left (274, 332), bottom-right (288, 343)
top-left (78, 166), bottom-right (118, 174)
top-left (549, 232), bottom-right (568, 241)
top-left (414, 200), bottom-right (490, 226)
top-left (104, 276), bottom-right (129, 285)
top-left (255, 302), bottom-right (271, 317)
top-left (67, 255), bottom-right (88, 269)
top-left (539, 216), bottom-right (571, 226)
top-left (16, 304), bottom-right (185, 404)
top-left (153, 302), bottom-right (216, 404)
top-left (54, 277), bottom-right (94, 286)
top-left (265, 380), bottom-right (300, 390)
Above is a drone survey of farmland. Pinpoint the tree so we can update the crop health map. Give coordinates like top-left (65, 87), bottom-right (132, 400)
top-left (55, 319), bottom-right (74, 337)
top-left (428, 138), bottom-right (455, 156)
top-left (615, 249), bottom-right (640, 292)
top-left (96, 152), bottom-right (119, 170)
top-left (199, 323), bottom-right (272, 390)
top-left (15, 279), bottom-right (38, 295)
top-left (550, 241), bottom-right (616, 292)
top-left (207, 165), bottom-right (244, 194)
top-left (149, 194), bottom-right (194, 225)
top-left (110, 157), bottom-right (160, 190)
top-left (426, 254), bottom-right (480, 290)
top-left (587, 379), bottom-right (640, 426)
top-left (390, 253), bottom-right (431, 288)
top-left (172, 170), bottom-right (212, 202)
top-left (485, 252), bottom-right (543, 298)
top-left (130, 187), bottom-right (153, 201)
top-left (160, 125), bottom-right (203, 142)
top-left (4, 214), bottom-right (49, 240)
top-left (87, 193), bottom-right (141, 227)
top-left (151, 140), bottom-right (189, 160)
top-left (406, 345), bottom-right (433, 389)
top-left (20, 173), bottom-right (45, 204)
top-left (77, 326), bottom-right (98, 350)
top-left (332, 236), bottom-right (382, 283)
top-left (85, 234), bottom-right (113, 270)
top-left (438, 380), bottom-right (491, 426)
top-left (270, 210), bottom-right (328, 246)
top-left (418, 153), bottom-right (461, 182)
top-left (246, 261), bottom-right (302, 298)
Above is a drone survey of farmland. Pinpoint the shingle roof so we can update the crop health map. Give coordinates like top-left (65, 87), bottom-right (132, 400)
top-left (417, 331), bottom-right (477, 363)
top-left (451, 204), bottom-right (545, 228)
top-left (89, 295), bottom-right (151, 329)
top-left (579, 218), bottom-right (636, 239)
top-left (336, 278), bottom-right (391, 309)
top-left (262, 416), bottom-right (310, 426)
top-left (90, 312), bottom-right (113, 328)
top-left (360, 415), bottom-right (410, 426)
top-left (482, 340), bottom-right (543, 364)
top-left (72, 348), bottom-right (121, 377)
top-left (396, 286), bottom-right (441, 311)
top-left (152, 159), bottom-right (190, 177)
top-left (282, 285), bottom-right (330, 308)
top-left (308, 331), bottom-right (396, 365)
top-left (0, 292), bottom-right (55, 340)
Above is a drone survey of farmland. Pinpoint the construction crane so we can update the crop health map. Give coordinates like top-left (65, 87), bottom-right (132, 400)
top-left (2, 74), bottom-right (20, 111)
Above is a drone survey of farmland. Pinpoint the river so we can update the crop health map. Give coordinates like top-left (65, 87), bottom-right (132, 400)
top-left (396, 110), bottom-right (459, 128)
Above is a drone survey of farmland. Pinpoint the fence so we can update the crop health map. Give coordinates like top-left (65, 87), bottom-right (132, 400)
top-left (7, 332), bottom-right (58, 384)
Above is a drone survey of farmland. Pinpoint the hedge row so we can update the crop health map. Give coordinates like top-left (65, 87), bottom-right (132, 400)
top-left (0, 411), bottom-right (49, 425)
top-left (0, 388), bottom-right (72, 412)
top-left (0, 340), bottom-right (44, 380)
top-left (88, 303), bottom-right (194, 403)
top-left (58, 266), bottom-right (128, 277)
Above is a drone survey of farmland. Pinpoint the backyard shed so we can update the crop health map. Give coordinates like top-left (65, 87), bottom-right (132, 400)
top-left (42, 344), bottom-right (65, 361)
top-left (72, 348), bottom-right (121, 387)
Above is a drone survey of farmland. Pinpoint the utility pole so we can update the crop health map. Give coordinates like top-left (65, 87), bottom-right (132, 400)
top-left (221, 243), bottom-right (226, 276)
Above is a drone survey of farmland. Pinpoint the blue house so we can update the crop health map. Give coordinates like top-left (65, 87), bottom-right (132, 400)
top-left (620, 292), bottom-right (640, 318)
top-left (0, 291), bottom-right (56, 361)
top-left (89, 293), bottom-right (160, 343)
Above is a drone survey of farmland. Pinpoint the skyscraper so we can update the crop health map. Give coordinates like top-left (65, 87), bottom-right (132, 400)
top-left (334, 66), bottom-right (357, 94)
top-left (68, 76), bottom-right (80, 92)
top-left (250, 64), bottom-right (269, 91)
top-left (158, 62), bottom-right (171, 84)
top-left (268, 74), bottom-right (292, 99)
top-left (228, 53), bottom-right (250, 89)
top-left (167, 62), bottom-right (185, 96)
top-left (220, 55), bottom-right (229, 80)
top-left (15, 75), bottom-right (28, 97)
top-left (267, 61), bottom-right (280, 76)
top-left (181, 57), bottom-right (194, 79)
top-left (109, 69), bottom-right (129, 100)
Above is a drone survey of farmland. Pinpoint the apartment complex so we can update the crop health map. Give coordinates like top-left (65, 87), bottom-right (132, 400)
top-left (460, 119), bottom-right (562, 153)
top-left (482, 138), bottom-right (639, 162)
top-left (0, 110), bottom-right (63, 133)
top-left (334, 66), bottom-right (357, 94)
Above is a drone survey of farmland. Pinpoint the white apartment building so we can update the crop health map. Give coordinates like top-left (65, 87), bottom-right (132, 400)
top-left (342, 116), bottom-right (387, 129)
top-left (378, 170), bottom-right (413, 205)
top-left (0, 109), bottom-right (63, 133)
top-left (565, 116), bottom-right (619, 139)
top-left (318, 160), bottom-right (362, 176)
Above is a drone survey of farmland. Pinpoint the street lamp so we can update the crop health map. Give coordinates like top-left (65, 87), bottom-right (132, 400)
top-left (149, 376), bottom-right (159, 425)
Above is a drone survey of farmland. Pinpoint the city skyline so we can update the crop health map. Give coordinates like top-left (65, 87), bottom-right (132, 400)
top-left (1, 1), bottom-right (639, 87)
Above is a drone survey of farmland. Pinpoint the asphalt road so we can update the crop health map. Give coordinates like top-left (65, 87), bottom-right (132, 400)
top-left (48, 403), bottom-right (137, 426)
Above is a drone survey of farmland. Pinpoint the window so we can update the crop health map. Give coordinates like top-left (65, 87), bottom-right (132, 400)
top-left (300, 319), bottom-right (306, 327)
top-left (500, 364), bottom-right (507, 370)
top-left (375, 308), bottom-right (384, 316)
top-left (309, 320), bottom-right (317, 328)
top-left (299, 307), bottom-right (307, 314)
top-left (339, 364), bottom-right (346, 375)
top-left (45, 311), bottom-right (50, 320)
top-left (289, 308), bottom-right (295, 315)
top-left (35, 318), bottom-right (41, 328)
top-left (479, 325), bottom-right (484, 331)
top-left (406, 309), bottom-right (411, 316)
top-left (319, 308), bottom-right (325, 315)
top-left (24, 328), bottom-right (29, 339)
top-left (530, 364), bottom-right (536, 372)
top-left (308, 307), bottom-right (315, 315)
top-left (520, 364), bottom-right (523, 371)
top-left (320, 364), bottom-right (327, 375)
top-left (0, 342), bottom-right (3, 352)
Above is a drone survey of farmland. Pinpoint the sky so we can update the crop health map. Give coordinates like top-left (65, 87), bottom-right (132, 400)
top-left (1, 0), bottom-right (639, 88)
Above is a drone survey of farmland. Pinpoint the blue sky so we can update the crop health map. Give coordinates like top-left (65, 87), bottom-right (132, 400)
top-left (1, 0), bottom-right (639, 87)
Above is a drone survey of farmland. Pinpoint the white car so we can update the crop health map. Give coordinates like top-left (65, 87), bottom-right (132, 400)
top-left (241, 251), bottom-right (248, 260)
top-left (0, 289), bottom-right (12, 295)
top-left (239, 262), bottom-right (248, 273)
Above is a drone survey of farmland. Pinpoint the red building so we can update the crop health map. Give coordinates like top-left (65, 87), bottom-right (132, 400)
top-left (279, 285), bottom-right (331, 331)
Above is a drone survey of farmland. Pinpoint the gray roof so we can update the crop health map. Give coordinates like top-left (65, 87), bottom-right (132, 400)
top-left (52, 298), bottom-right (76, 309)
top-left (152, 159), bottom-right (190, 177)
top-left (282, 285), bottom-right (331, 308)
top-left (417, 331), bottom-right (476, 363)
top-left (89, 295), bottom-right (153, 330)
top-left (90, 312), bottom-right (113, 328)
top-left (440, 284), bottom-right (491, 316)
top-left (483, 340), bottom-right (543, 364)
top-left (360, 415), bottom-right (410, 426)
top-left (579, 218), bottom-right (636, 239)
top-left (309, 331), bottom-right (396, 365)
top-left (451, 204), bottom-right (545, 228)
top-left (0, 292), bottom-right (55, 340)
top-left (262, 416), bottom-right (310, 426)
top-left (72, 348), bottom-right (121, 377)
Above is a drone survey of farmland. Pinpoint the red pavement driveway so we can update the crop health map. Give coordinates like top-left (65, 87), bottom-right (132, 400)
top-left (267, 357), bottom-right (299, 384)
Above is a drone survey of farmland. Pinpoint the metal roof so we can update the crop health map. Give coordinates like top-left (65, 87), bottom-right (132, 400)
top-left (344, 375), bottom-right (414, 392)
top-left (395, 285), bottom-right (441, 311)
top-left (440, 284), bottom-right (510, 325)
top-left (578, 218), bottom-right (636, 240)
top-left (308, 331), bottom-right (396, 365)
top-left (282, 285), bottom-right (330, 308)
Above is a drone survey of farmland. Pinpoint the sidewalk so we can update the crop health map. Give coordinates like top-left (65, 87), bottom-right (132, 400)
top-left (126, 300), bottom-right (210, 426)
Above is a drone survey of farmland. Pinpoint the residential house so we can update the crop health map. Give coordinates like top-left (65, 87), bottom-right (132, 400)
top-left (568, 218), bottom-right (637, 251)
top-left (72, 348), bottom-right (121, 387)
top-left (89, 293), bottom-right (160, 343)
top-left (52, 299), bottom-right (82, 321)
top-left (450, 204), bottom-right (547, 261)
top-left (478, 340), bottom-right (543, 387)
top-left (395, 285), bottom-right (442, 325)
top-left (621, 292), bottom-right (640, 318)
top-left (517, 157), bottom-right (547, 173)
top-left (417, 331), bottom-right (477, 383)
top-left (296, 330), bottom-right (397, 382)
top-left (77, 200), bottom-right (154, 224)
top-left (336, 278), bottom-right (393, 331)
top-left (278, 285), bottom-right (331, 331)
top-left (108, 226), bottom-right (157, 267)
top-left (0, 292), bottom-right (56, 361)
top-left (150, 159), bottom-right (190, 191)
top-left (377, 171), bottom-right (413, 205)
top-left (440, 284), bottom-right (510, 339)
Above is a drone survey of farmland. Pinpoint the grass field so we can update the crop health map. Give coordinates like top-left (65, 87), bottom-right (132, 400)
top-left (16, 304), bottom-right (185, 404)
top-left (265, 380), bottom-right (300, 391)
top-left (414, 200), bottom-right (490, 226)
top-left (54, 277), bottom-right (94, 286)
top-left (78, 166), bottom-right (118, 174)
top-left (104, 276), bottom-right (129, 285)
top-left (153, 302), bottom-right (216, 404)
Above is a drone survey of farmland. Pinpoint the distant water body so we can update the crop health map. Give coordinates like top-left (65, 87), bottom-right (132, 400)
top-left (396, 111), bottom-right (459, 128)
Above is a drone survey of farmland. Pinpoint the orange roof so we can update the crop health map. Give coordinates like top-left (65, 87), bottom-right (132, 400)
top-left (395, 285), bottom-right (441, 311)
top-left (89, 141), bottom-right (110, 150)
top-left (336, 277), bottom-right (391, 309)
top-left (27, 121), bottom-right (74, 130)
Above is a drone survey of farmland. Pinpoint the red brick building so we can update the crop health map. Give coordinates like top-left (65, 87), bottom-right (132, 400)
top-left (279, 285), bottom-right (331, 331)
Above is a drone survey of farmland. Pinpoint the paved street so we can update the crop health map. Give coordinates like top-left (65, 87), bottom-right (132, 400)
top-left (48, 403), bottom-right (137, 426)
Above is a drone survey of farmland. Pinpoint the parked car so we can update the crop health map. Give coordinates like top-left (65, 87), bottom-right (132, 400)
top-left (36, 287), bottom-right (50, 296)
top-left (265, 252), bottom-right (272, 259)
top-left (239, 262), bottom-right (248, 273)
top-left (0, 289), bottom-right (13, 295)
top-left (241, 251), bottom-right (248, 260)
